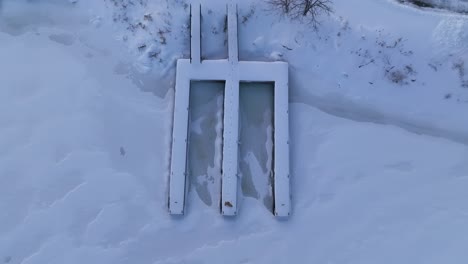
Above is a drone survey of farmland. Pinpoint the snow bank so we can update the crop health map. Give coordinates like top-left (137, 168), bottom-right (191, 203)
top-left (1, 0), bottom-right (468, 263)
top-left (404, 0), bottom-right (468, 13)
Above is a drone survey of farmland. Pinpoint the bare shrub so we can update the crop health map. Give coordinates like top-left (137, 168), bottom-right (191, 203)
top-left (453, 60), bottom-right (468, 88)
top-left (385, 64), bottom-right (416, 85)
top-left (266, 0), bottom-right (333, 29)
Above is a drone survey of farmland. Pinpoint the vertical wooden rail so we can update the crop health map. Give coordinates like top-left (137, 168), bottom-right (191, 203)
top-left (273, 65), bottom-right (291, 217)
top-left (191, 4), bottom-right (201, 65)
top-left (221, 4), bottom-right (240, 216)
top-left (169, 64), bottom-right (191, 215)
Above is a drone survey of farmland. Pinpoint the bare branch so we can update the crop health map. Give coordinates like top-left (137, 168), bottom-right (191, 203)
top-left (266, 0), bottom-right (333, 30)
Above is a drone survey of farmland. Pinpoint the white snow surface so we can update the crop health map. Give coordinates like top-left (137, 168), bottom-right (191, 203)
top-left (1, 0), bottom-right (468, 263)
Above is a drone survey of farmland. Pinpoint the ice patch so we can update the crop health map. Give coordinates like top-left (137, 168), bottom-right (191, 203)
top-left (187, 82), bottom-right (224, 209)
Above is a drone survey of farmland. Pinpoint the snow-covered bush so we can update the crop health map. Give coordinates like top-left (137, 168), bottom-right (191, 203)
top-left (266, 0), bottom-right (333, 29)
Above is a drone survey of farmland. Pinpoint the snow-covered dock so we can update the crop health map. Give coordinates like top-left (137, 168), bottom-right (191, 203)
top-left (169, 4), bottom-right (290, 216)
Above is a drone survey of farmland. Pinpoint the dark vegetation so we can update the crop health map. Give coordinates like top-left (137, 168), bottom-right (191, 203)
top-left (266, 0), bottom-right (333, 29)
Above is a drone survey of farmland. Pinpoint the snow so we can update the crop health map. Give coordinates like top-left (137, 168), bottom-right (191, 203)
top-left (1, 0), bottom-right (468, 263)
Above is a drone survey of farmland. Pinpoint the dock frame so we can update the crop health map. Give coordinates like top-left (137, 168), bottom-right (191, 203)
top-left (169, 4), bottom-right (290, 217)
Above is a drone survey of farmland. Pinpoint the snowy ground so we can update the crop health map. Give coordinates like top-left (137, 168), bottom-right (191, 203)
top-left (1, 0), bottom-right (468, 263)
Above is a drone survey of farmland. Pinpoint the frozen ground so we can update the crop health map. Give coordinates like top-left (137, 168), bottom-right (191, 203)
top-left (1, 0), bottom-right (468, 263)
